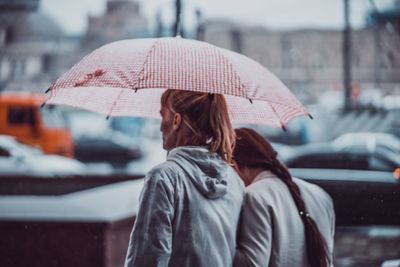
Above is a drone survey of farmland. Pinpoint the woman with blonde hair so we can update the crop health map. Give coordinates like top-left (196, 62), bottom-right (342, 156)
top-left (125, 90), bottom-right (244, 267)
top-left (233, 128), bottom-right (335, 267)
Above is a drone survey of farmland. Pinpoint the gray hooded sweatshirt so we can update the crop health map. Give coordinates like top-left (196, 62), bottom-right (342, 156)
top-left (124, 146), bottom-right (245, 267)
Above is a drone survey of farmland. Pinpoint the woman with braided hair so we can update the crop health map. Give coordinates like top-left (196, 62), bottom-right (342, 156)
top-left (233, 128), bottom-right (335, 267)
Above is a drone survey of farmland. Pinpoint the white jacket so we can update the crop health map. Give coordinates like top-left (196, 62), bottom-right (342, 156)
top-left (234, 170), bottom-right (335, 267)
top-left (125, 146), bottom-right (245, 267)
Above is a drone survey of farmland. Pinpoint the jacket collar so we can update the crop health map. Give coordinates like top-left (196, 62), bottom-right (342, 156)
top-left (252, 170), bottom-right (276, 184)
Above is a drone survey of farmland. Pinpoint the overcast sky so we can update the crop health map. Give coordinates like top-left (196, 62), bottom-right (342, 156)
top-left (40, 0), bottom-right (396, 35)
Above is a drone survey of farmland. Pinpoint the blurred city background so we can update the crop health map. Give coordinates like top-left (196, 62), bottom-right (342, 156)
top-left (0, 0), bottom-right (399, 267)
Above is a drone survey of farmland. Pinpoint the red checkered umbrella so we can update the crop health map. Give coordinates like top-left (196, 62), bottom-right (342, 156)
top-left (46, 37), bottom-right (309, 128)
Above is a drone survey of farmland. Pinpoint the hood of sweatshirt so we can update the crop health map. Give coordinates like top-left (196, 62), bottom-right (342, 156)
top-left (167, 146), bottom-right (228, 199)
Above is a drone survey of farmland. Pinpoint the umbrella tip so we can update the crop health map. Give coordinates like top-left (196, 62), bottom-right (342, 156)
top-left (249, 98), bottom-right (253, 104)
top-left (281, 125), bottom-right (287, 132)
top-left (106, 115), bottom-right (110, 120)
top-left (308, 113), bottom-right (314, 120)
top-left (40, 101), bottom-right (46, 108)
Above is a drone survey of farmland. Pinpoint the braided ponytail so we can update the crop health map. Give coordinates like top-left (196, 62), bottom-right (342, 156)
top-left (233, 128), bottom-right (330, 267)
top-left (272, 161), bottom-right (329, 267)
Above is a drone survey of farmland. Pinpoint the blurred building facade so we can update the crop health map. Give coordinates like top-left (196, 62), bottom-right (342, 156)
top-left (53, 0), bottom-right (151, 80)
top-left (81, 0), bottom-right (150, 49)
top-left (1, 0), bottom-right (399, 106)
top-left (0, 0), bottom-right (150, 93)
top-left (0, 0), bottom-right (80, 92)
top-left (367, 0), bottom-right (400, 34)
top-left (203, 20), bottom-right (400, 104)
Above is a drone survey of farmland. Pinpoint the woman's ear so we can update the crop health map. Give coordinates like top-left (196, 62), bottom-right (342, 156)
top-left (172, 112), bottom-right (182, 131)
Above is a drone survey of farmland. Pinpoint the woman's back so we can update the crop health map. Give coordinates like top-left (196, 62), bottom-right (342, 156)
top-left (167, 146), bottom-right (244, 266)
top-left (125, 90), bottom-right (243, 267)
top-left (126, 146), bottom-right (245, 267)
top-left (235, 170), bottom-right (335, 267)
top-left (233, 128), bottom-right (335, 267)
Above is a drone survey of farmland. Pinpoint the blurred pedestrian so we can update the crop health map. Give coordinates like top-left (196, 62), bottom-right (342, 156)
top-left (124, 90), bottom-right (245, 267)
top-left (233, 128), bottom-right (335, 267)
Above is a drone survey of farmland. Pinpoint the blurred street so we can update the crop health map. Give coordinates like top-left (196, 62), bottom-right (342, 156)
top-left (0, 0), bottom-right (399, 266)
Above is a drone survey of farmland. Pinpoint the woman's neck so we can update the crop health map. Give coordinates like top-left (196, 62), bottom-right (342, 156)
top-left (173, 124), bottom-right (205, 148)
top-left (241, 167), bottom-right (265, 186)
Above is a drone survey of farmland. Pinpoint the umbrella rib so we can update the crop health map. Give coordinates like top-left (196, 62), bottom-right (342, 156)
top-left (267, 101), bottom-right (285, 129)
top-left (135, 39), bottom-right (161, 90)
top-left (106, 88), bottom-right (125, 119)
top-left (214, 47), bottom-right (247, 99)
top-left (105, 39), bottom-right (161, 118)
top-left (256, 97), bottom-right (308, 115)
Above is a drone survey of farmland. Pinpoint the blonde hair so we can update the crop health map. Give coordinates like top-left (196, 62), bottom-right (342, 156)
top-left (161, 89), bottom-right (235, 163)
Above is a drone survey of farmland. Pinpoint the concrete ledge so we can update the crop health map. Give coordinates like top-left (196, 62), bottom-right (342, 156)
top-left (0, 174), bottom-right (142, 195)
top-left (0, 180), bottom-right (143, 267)
top-left (0, 170), bottom-right (399, 267)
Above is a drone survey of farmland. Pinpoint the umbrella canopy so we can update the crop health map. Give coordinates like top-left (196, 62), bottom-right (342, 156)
top-left (46, 37), bottom-right (309, 127)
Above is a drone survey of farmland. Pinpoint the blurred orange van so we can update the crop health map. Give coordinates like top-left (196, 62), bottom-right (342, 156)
top-left (0, 91), bottom-right (74, 157)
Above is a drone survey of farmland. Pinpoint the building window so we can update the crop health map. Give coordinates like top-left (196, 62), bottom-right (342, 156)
top-left (311, 54), bottom-right (323, 69)
top-left (289, 47), bottom-right (302, 68)
top-left (25, 57), bottom-right (42, 77)
top-left (0, 57), bottom-right (12, 80)
top-left (5, 26), bottom-right (13, 44)
top-left (383, 51), bottom-right (394, 69)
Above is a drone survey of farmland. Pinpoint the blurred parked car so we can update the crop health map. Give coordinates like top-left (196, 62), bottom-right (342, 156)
top-left (282, 142), bottom-right (400, 179)
top-left (0, 135), bottom-right (86, 176)
top-left (74, 131), bottom-right (143, 168)
top-left (270, 142), bottom-right (292, 160)
top-left (333, 132), bottom-right (400, 154)
top-left (109, 117), bottom-right (146, 138)
top-left (0, 91), bottom-right (74, 157)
